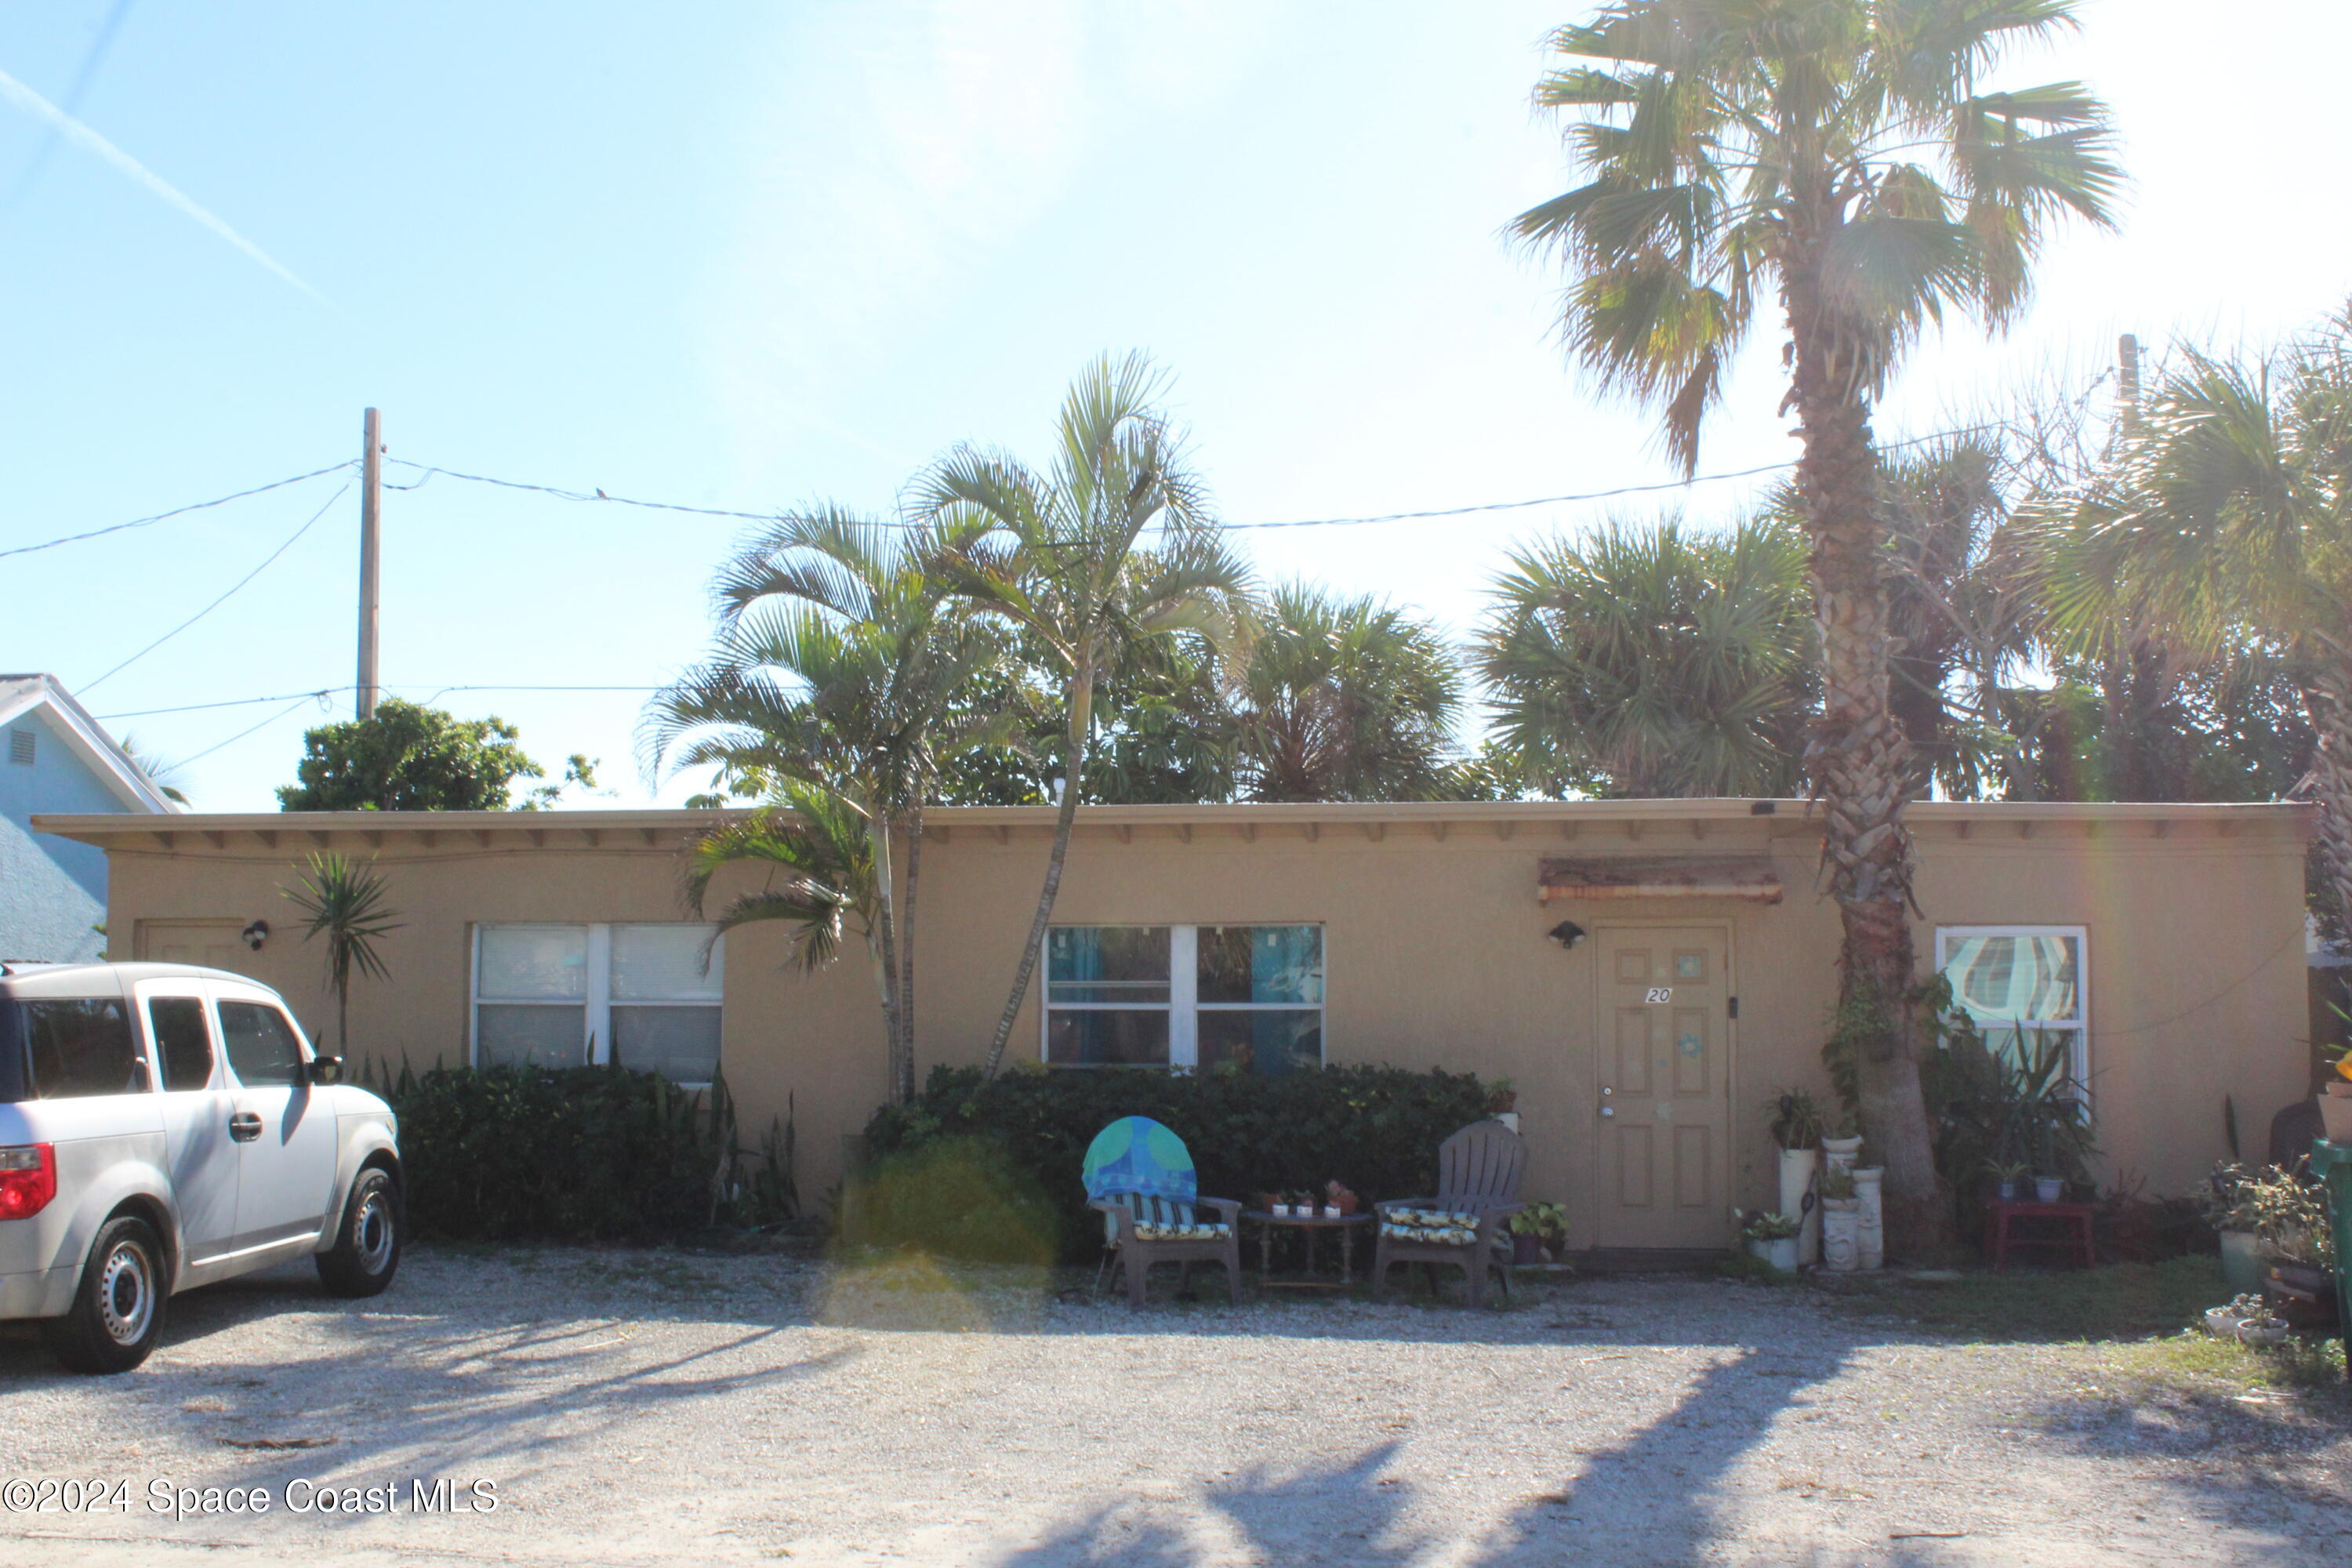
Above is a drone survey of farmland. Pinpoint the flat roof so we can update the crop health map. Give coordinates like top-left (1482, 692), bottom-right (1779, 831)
top-left (31, 797), bottom-right (2315, 848)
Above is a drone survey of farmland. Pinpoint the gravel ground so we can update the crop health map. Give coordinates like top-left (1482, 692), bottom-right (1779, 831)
top-left (2, 1245), bottom-right (2347, 1567)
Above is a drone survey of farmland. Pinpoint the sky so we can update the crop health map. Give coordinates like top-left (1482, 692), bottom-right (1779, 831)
top-left (2, 1), bottom-right (2350, 811)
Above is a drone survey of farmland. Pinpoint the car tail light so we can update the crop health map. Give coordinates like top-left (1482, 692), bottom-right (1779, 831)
top-left (0, 1144), bottom-right (56, 1220)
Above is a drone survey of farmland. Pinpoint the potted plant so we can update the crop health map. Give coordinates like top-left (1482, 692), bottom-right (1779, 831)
top-left (1738, 1210), bottom-right (1802, 1272)
top-left (2321, 1049), bottom-right (2352, 1144)
top-left (1820, 1120), bottom-right (1863, 1174)
top-left (2034, 1174), bottom-right (2066, 1203)
top-left (1767, 1090), bottom-right (1824, 1265)
top-left (1324, 1180), bottom-right (1360, 1217)
top-left (1987, 1162), bottom-right (2029, 1203)
top-left (1486, 1077), bottom-right (1519, 1116)
top-left (1818, 1166), bottom-right (1860, 1272)
top-left (2205, 1293), bottom-right (2267, 1338)
top-left (1508, 1202), bottom-right (1569, 1264)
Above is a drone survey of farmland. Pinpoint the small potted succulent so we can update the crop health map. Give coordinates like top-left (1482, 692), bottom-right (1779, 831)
top-left (1507, 1202), bottom-right (1568, 1264)
top-left (2205, 1293), bottom-right (2266, 1339)
top-left (1987, 1162), bottom-right (2028, 1203)
top-left (1738, 1210), bottom-right (1802, 1272)
top-left (1324, 1180), bottom-right (1360, 1218)
top-left (2237, 1312), bottom-right (2293, 1348)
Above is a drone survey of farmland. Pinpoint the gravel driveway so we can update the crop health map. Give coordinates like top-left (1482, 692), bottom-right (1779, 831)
top-left (2, 1246), bottom-right (2347, 1566)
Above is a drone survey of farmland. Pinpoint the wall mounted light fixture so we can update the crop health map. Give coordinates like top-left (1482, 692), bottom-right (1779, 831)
top-left (1547, 920), bottom-right (1586, 950)
top-left (241, 920), bottom-right (270, 951)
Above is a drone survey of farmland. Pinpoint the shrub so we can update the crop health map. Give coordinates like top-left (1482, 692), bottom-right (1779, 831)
top-left (858, 1062), bottom-right (1494, 1261)
top-left (370, 1061), bottom-right (792, 1242)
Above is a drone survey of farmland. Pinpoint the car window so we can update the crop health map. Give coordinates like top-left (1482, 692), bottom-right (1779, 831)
top-left (24, 998), bottom-right (147, 1099)
top-left (216, 1000), bottom-right (304, 1088)
top-left (147, 996), bottom-right (215, 1091)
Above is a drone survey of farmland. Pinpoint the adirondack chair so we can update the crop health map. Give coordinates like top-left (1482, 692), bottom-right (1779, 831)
top-left (1371, 1120), bottom-right (1528, 1308)
top-left (1083, 1116), bottom-right (1243, 1307)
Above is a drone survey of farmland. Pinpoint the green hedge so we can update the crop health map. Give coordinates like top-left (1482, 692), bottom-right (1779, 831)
top-left (371, 1062), bottom-right (793, 1242)
top-left (855, 1064), bottom-right (1494, 1261)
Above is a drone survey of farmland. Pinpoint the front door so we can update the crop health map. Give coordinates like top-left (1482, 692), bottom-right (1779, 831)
top-left (135, 920), bottom-right (254, 977)
top-left (1590, 926), bottom-right (1733, 1249)
top-left (212, 989), bottom-right (340, 1251)
top-left (133, 982), bottom-right (240, 1268)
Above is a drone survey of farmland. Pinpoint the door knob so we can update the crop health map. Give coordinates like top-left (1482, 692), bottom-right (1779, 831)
top-left (229, 1112), bottom-right (263, 1143)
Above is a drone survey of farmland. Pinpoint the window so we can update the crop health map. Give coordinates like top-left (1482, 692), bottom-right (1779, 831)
top-left (217, 1000), bottom-right (304, 1087)
top-left (473, 924), bottom-right (724, 1084)
top-left (1936, 926), bottom-right (2088, 1087)
top-left (147, 996), bottom-right (216, 1091)
top-left (23, 998), bottom-right (144, 1098)
top-left (1046, 924), bottom-right (1323, 1074)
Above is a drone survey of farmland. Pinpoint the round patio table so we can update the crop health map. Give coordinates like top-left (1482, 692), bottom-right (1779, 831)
top-left (1242, 1210), bottom-right (1374, 1290)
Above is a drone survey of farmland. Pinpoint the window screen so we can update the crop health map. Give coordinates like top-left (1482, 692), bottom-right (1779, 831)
top-left (217, 1001), bottom-right (304, 1087)
top-left (25, 998), bottom-right (145, 1098)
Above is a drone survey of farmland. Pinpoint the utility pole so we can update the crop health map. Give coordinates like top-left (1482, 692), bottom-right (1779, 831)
top-left (356, 407), bottom-right (383, 720)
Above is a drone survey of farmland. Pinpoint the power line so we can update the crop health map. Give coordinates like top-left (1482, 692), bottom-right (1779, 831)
top-left (81, 477), bottom-right (354, 693)
top-left (177, 691), bottom-right (334, 766)
top-left (382, 459), bottom-right (772, 523)
top-left (95, 682), bottom-right (662, 721)
top-left (0, 460), bottom-right (354, 561)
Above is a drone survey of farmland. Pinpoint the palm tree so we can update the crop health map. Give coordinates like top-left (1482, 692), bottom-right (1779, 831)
top-left (2038, 313), bottom-right (2352, 923)
top-left (1479, 516), bottom-right (1813, 797)
top-left (1234, 584), bottom-right (1465, 802)
top-left (646, 509), bottom-right (1007, 1102)
top-left (1515, 2), bottom-right (2120, 1252)
top-left (281, 851), bottom-right (401, 1056)
top-left (918, 352), bottom-right (1254, 1079)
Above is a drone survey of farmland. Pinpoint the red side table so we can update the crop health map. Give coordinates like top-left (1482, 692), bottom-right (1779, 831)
top-left (1984, 1200), bottom-right (2097, 1271)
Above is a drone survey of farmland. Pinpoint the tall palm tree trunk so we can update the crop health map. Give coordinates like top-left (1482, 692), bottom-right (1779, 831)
top-left (979, 676), bottom-right (1091, 1079)
top-left (897, 797), bottom-right (924, 1102)
top-left (1784, 205), bottom-right (1955, 1258)
top-left (866, 808), bottom-right (908, 1102)
top-left (2303, 665), bottom-right (2352, 937)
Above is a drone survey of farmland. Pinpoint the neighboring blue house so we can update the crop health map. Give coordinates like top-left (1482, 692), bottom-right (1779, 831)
top-left (0, 674), bottom-right (177, 962)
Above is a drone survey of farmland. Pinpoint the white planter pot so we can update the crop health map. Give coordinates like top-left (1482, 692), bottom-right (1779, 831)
top-left (1851, 1166), bottom-right (1884, 1271)
top-left (2321, 1091), bottom-right (2352, 1145)
top-left (2218, 1229), bottom-right (2263, 1296)
top-left (1820, 1136), bottom-right (1863, 1175)
top-left (1821, 1199), bottom-right (1861, 1272)
top-left (1777, 1147), bottom-right (1820, 1267)
top-left (1744, 1236), bottom-right (1800, 1273)
top-left (2034, 1177), bottom-right (2064, 1204)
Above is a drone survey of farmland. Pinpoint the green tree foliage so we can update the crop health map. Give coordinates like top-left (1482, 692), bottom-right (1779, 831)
top-left (920, 352), bottom-right (1254, 1076)
top-left (2038, 307), bottom-right (2352, 923)
top-left (1480, 517), bottom-right (1813, 797)
top-left (280, 851), bottom-right (401, 1054)
top-left (1233, 584), bottom-right (1465, 802)
top-left (1515, 2), bottom-right (2122, 1256)
top-left (277, 697), bottom-right (594, 811)
top-left (647, 509), bottom-right (1010, 1102)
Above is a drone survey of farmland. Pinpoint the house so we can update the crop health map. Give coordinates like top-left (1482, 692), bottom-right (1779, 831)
top-left (34, 797), bottom-right (2311, 1250)
top-left (1, 674), bottom-right (178, 963)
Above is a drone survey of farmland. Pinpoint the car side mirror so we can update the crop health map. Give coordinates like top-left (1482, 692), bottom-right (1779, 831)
top-left (307, 1055), bottom-right (345, 1086)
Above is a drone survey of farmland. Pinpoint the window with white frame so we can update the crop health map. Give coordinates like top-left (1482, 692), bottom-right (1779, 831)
top-left (1044, 924), bottom-right (1323, 1074)
top-left (1935, 926), bottom-right (2088, 1088)
top-left (473, 924), bottom-right (724, 1084)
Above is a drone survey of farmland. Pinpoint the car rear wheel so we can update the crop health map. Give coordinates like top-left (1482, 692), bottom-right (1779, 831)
top-left (42, 1216), bottom-right (169, 1375)
top-left (317, 1167), bottom-right (401, 1298)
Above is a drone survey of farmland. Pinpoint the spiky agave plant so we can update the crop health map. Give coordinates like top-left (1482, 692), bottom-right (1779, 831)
top-left (281, 851), bottom-right (402, 1057)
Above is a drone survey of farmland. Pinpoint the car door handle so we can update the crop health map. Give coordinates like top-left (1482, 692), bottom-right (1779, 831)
top-left (228, 1112), bottom-right (263, 1143)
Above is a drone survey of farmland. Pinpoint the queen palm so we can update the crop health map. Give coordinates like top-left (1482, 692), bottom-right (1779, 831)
top-left (646, 509), bottom-right (1006, 1102)
top-left (1480, 516), bottom-right (1813, 797)
top-left (1515, 2), bottom-right (2119, 1250)
top-left (1235, 584), bottom-right (1465, 803)
top-left (918, 352), bottom-right (1253, 1079)
top-left (2039, 316), bottom-right (2352, 920)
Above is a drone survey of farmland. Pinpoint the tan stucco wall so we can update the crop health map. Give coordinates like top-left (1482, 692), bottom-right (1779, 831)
top-left (62, 802), bottom-right (2310, 1246)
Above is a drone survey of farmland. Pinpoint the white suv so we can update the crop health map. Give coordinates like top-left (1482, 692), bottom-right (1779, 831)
top-left (0, 961), bottom-right (402, 1374)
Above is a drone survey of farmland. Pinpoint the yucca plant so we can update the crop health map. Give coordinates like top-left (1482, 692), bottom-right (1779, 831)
top-left (281, 851), bottom-right (402, 1056)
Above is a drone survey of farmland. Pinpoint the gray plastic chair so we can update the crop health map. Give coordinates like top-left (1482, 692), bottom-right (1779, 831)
top-left (1371, 1120), bottom-right (1528, 1308)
